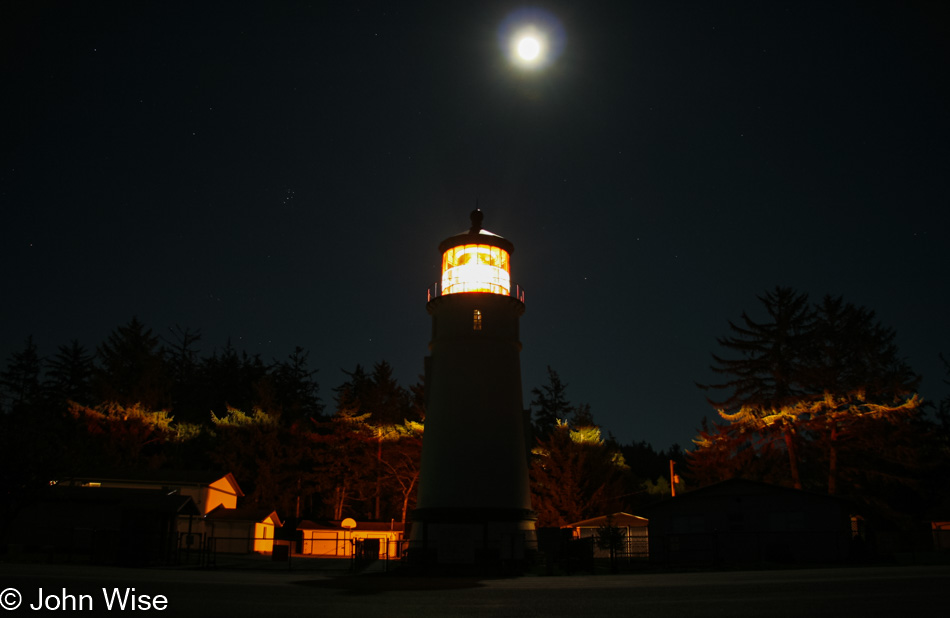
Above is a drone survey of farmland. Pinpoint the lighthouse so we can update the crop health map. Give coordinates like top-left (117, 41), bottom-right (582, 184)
top-left (410, 210), bottom-right (536, 566)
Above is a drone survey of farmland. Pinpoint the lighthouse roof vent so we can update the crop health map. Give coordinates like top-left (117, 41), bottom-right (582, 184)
top-left (437, 209), bottom-right (514, 254)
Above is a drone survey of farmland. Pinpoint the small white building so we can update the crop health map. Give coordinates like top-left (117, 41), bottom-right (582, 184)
top-left (205, 506), bottom-right (282, 554)
top-left (298, 520), bottom-right (404, 558)
top-left (565, 512), bottom-right (649, 558)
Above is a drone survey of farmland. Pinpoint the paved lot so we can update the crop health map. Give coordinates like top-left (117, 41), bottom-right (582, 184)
top-left (2, 562), bottom-right (947, 617)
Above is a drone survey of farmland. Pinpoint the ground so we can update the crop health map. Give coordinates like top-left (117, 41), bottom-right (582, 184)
top-left (1, 559), bottom-right (947, 617)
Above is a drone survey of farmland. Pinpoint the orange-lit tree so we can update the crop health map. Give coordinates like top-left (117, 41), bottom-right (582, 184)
top-left (331, 363), bottom-right (421, 520)
top-left (375, 421), bottom-right (423, 523)
top-left (68, 401), bottom-right (181, 469)
top-left (310, 414), bottom-right (376, 520)
top-left (692, 289), bottom-right (925, 501)
top-left (210, 406), bottom-right (316, 516)
top-left (530, 420), bottom-right (628, 527)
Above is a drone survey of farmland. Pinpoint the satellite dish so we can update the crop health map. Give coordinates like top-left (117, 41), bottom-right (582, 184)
top-left (341, 518), bottom-right (357, 530)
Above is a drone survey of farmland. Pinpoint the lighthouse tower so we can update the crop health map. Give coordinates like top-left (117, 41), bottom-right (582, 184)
top-left (410, 210), bottom-right (535, 566)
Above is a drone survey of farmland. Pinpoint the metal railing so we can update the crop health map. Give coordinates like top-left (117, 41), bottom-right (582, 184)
top-left (427, 282), bottom-right (526, 303)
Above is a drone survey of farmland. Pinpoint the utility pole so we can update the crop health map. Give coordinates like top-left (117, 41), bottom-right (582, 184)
top-left (670, 459), bottom-right (677, 497)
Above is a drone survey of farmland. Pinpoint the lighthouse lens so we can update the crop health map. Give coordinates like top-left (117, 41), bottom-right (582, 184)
top-left (441, 244), bottom-right (510, 296)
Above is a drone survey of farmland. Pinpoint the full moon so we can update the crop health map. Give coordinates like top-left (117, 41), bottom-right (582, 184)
top-left (499, 8), bottom-right (565, 70)
top-left (517, 37), bottom-right (540, 61)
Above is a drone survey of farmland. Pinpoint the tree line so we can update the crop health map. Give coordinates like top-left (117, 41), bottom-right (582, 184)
top-left (0, 318), bottom-right (678, 534)
top-left (2, 287), bottom-right (946, 543)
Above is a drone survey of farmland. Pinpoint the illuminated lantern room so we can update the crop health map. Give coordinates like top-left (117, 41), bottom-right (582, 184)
top-left (433, 209), bottom-right (522, 301)
top-left (441, 243), bottom-right (510, 295)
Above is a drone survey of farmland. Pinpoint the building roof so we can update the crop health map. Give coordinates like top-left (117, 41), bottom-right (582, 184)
top-left (206, 505), bottom-right (282, 527)
top-left (30, 485), bottom-right (200, 516)
top-left (639, 478), bottom-right (852, 514)
top-left (437, 210), bottom-right (515, 254)
top-left (297, 519), bottom-right (406, 533)
top-left (62, 470), bottom-right (244, 497)
top-left (565, 512), bottom-right (649, 529)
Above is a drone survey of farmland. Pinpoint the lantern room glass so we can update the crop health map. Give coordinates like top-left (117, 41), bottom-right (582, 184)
top-left (441, 244), bottom-right (511, 296)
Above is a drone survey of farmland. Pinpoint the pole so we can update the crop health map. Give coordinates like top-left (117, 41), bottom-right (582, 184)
top-left (669, 459), bottom-right (676, 497)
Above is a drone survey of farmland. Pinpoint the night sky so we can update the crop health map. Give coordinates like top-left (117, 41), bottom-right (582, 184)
top-left (3, 1), bottom-right (948, 450)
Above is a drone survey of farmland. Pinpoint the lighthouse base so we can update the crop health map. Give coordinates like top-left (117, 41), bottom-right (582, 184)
top-left (408, 507), bottom-right (537, 568)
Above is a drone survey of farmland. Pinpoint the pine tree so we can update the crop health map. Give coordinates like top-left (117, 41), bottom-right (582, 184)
top-left (333, 364), bottom-right (371, 419)
top-left (531, 366), bottom-right (573, 438)
top-left (333, 362), bottom-right (413, 425)
top-left (692, 288), bottom-right (924, 498)
top-left (0, 336), bottom-right (43, 413)
top-left (44, 340), bottom-right (95, 407)
top-left (267, 346), bottom-right (323, 424)
top-left (162, 325), bottom-right (203, 422)
top-left (697, 287), bottom-right (815, 488)
top-left (807, 297), bottom-right (921, 494)
top-left (199, 341), bottom-right (267, 419)
top-left (95, 317), bottom-right (170, 409)
top-left (699, 286), bottom-right (815, 411)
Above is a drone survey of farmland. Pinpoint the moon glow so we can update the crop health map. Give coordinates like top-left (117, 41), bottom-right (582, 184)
top-left (499, 8), bottom-right (565, 71)
top-left (517, 37), bottom-right (541, 61)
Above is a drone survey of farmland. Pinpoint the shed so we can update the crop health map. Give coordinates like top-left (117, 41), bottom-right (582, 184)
top-left (564, 512), bottom-right (649, 558)
top-left (641, 478), bottom-right (853, 566)
top-left (205, 506), bottom-right (282, 554)
top-left (8, 485), bottom-right (199, 565)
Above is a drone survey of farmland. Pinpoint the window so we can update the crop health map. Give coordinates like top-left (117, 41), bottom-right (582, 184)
top-left (473, 309), bottom-right (482, 331)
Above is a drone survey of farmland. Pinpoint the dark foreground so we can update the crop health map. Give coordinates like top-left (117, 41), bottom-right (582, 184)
top-left (1, 562), bottom-right (947, 617)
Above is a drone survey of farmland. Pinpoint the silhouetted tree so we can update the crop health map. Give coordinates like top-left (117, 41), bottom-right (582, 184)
top-left (809, 297), bottom-right (918, 398)
top-left (199, 341), bottom-right (267, 419)
top-left (95, 317), bottom-right (170, 409)
top-left (699, 287), bottom-right (815, 412)
top-left (531, 366), bottom-right (573, 438)
top-left (163, 325), bottom-right (204, 423)
top-left (571, 403), bottom-right (596, 428)
top-left (334, 362), bottom-right (414, 425)
top-left (0, 338), bottom-right (72, 545)
top-left (265, 346), bottom-right (323, 424)
top-left (334, 364), bottom-right (371, 418)
top-left (409, 378), bottom-right (426, 422)
top-left (44, 339), bottom-right (94, 407)
top-left (0, 335), bottom-right (43, 414)
top-left (940, 354), bottom-right (950, 438)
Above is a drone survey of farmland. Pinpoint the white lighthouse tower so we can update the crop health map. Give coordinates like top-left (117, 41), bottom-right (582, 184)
top-left (410, 210), bottom-right (535, 566)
